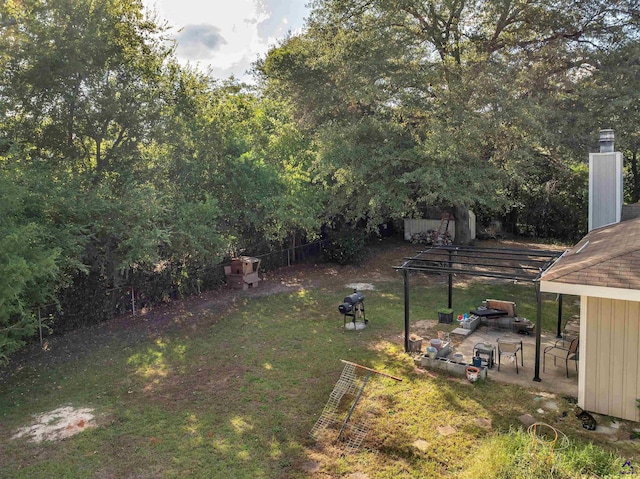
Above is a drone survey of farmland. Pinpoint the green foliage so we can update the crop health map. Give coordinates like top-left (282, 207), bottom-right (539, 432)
top-left (0, 0), bottom-right (637, 356)
top-left (503, 160), bottom-right (589, 241)
top-left (0, 0), bottom-right (325, 348)
top-left (322, 228), bottom-right (367, 265)
top-left (313, 117), bottom-right (418, 228)
top-left (0, 178), bottom-right (61, 361)
top-left (260, 0), bottom-right (639, 241)
top-left (463, 429), bottom-right (621, 479)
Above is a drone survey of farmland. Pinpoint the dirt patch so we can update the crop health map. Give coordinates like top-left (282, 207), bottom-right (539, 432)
top-left (12, 406), bottom-right (97, 443)
top-left (345, 283), bottom-right (376, 290)
top-left (0, 237), bottom-right (566, 385)
top-left (0, 270), bottom-right (306, 382)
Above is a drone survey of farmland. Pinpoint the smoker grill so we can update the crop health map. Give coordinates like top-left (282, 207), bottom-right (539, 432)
top-left (339, 290), bottom-right (367, 328)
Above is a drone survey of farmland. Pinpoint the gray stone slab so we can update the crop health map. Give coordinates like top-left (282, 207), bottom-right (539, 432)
top-left (593, 425), bottom-right (617, 434)
top-left (437, 425), bottom-right (457, 436)
top-left (474, 418), bottom-right (492, 429)
top-left (413, 439), bottom-right (430, 451)
top-left (519, 413), bottom-right (536, 426)
top-left (451, 327), bottom-right (473, 336)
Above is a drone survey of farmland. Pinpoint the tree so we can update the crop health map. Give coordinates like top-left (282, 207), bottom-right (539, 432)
top-left (0, 0), bottom-right (200, 335)
top-left (579, 40), bottom-right (640, 202)
top-left (259, 0), bottom-right (639, 242)
top-left (0, 0), bottom-right (328, 357)
top-left (179, 81), bottom-right (325, 252)
top-left (0, 171), bottom-right (62, 361)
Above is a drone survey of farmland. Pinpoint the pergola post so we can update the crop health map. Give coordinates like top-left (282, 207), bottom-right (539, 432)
top-left (533, 281), bottom-right (542, 382)
top-left (403, 268), bottom-right (410, 353)
top-left (556, 294), bottom-right (564, 338)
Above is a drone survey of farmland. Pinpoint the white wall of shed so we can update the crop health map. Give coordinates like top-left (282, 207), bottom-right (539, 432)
top-left (403, 213), bottom-right (476, 241)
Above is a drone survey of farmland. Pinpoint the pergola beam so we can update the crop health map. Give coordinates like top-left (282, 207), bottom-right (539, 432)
top-left (402, 257), bottom-right (543, 272)
top-left (395, 265), bottom-right (535, 281)
top-left (557, 294), bottom-right (564, 339)
top-left (418, 245), bottom-right (563, 257)
top-left (408, 252), bottom-right (556, 265)
top-left (534, 281), bottom-right (543, 382)
top-left (403, 269), bottom-right (410, 353)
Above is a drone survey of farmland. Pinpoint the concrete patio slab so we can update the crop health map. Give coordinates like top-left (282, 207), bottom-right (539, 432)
top-left (453, 326), bottom-right (578, 397)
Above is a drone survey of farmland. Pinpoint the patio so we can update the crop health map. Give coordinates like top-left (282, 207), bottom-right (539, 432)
top-left (455, 326), bottom-right (577, 396)
top-left (396, 244), bottom-right (568, 383)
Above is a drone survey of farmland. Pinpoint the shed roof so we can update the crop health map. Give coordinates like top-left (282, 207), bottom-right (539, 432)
top-left (541, 217), bottom-right (640, 289)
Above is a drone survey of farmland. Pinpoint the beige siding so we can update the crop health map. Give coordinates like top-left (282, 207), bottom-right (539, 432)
top-left (623, 301), bottom-right (640, 421)
top-left (582, 296), bottom-right (640, 421)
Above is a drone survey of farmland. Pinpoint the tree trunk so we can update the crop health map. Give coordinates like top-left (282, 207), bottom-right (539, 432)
top-left (453, 205), bottom-right (471, 245)
top-left (95, 137), bottom-right (102, 174)
top-left (631, 149), bottom-right (640, 204)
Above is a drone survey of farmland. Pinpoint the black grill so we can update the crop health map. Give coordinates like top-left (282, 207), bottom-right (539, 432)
top-left (339, 290), bottom-right (367, 327)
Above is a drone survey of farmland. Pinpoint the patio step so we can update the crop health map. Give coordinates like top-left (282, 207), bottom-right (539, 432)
top-left (451, 327), bottom-right (474, 336)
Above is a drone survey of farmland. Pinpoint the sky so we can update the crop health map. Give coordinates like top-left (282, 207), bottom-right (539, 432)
top-left (143, 0), bottom-right (310, 82)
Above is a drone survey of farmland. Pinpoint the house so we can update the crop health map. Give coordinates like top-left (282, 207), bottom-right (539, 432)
top-left (540, 218), bottom-right (640, 421)
top-left (540, 130), bottom-right (640, 422)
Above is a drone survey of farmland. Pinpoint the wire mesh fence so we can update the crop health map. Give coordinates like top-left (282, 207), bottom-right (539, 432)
top-left (32, 239), bottom-right (328, 340)
top-left (255, 240), bottom-right (326, 271)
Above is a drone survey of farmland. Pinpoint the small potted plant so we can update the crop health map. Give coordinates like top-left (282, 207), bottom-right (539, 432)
top-left (408, 333), bottom-right (423, 352)
top-left (438, 308), bottom-right (453, 324)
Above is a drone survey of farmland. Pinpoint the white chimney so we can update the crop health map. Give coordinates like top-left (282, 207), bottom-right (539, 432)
top-left (588, 129), bottom-right (623, 231)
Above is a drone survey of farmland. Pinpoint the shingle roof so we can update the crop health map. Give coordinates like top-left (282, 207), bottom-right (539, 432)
top-left (541, 217), bottom-right (640, 289)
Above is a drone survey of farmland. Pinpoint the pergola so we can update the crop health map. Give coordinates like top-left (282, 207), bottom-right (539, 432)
top-left (394, 245), bottom-right (565, 382)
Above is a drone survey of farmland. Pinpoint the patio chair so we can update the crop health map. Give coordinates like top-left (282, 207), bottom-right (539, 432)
top-left (543, 337), bottom-right (579, 378)
top-left (497, 338), bottom-right (523, 374)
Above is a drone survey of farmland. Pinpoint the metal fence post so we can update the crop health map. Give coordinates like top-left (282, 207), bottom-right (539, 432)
top-left (38, 308), bottom-right (43, 345)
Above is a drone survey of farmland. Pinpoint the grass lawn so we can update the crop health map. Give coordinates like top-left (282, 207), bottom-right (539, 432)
top-left (0, 239), bottom-right (637, 478)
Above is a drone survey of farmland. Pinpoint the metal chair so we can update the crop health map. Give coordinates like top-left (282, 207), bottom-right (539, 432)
top-left (497, 338), bottom-right (523, 374)
top-left (543, 337), bottom-right (579, 378)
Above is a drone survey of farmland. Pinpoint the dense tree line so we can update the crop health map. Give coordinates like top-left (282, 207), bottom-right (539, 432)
top-left (0, 0), bottom-right (324, 360)
top-left (0, 0), bottom-right (638, 360)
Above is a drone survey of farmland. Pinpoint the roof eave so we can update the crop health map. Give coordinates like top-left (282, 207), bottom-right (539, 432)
top-left (540, 280), bottom-right (640, 301)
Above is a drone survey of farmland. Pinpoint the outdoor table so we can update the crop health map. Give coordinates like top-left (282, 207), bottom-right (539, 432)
top-left (470, 308), bottom-right (509, 329)
top-left (473, 342), bottom-right (496, 369)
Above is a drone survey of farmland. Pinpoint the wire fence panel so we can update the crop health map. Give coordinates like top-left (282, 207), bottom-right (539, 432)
top-left (255, 240), bottom-right (326, 271)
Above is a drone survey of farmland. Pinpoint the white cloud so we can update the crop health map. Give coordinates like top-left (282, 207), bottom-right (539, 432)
top-left (144, 0), bottom-right (308, 81)
top-left (176, 24), bottom-right (227, 60)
